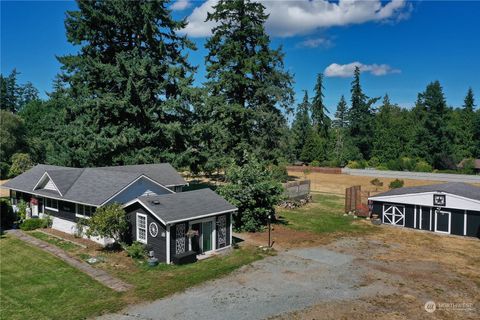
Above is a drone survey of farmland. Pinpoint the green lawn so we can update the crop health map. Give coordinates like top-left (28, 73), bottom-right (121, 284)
top-left (0, 236), bottom-right (124, 320)
top-left (278, 193), bottom-right (374, 235)
top-left (0, 233), bottom-right (270, 319)
top-left (29, 231), bottom-right (81, 252)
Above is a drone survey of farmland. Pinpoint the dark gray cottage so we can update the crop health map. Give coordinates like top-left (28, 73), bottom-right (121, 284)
top-left (369, 182), bottom-right (480, 238)
top-left (2, 164), bottom-right (236, 262)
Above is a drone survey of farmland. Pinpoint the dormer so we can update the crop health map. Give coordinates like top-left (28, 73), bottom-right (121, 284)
top-left (33, 172), bottom-right (62, 196)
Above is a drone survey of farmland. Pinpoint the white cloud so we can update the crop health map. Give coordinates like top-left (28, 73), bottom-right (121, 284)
top-left (171, 0), bottom-right (192, 11)
top-left (324, 62), bottom-right (401, 77)
top-left (297, 37), bottom-right (333, 48)
top-left (181, 0), bottom-right (411, 38)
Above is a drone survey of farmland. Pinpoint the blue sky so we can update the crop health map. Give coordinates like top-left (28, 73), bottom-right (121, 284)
top-left (2, 0), bottom-right (479, 112)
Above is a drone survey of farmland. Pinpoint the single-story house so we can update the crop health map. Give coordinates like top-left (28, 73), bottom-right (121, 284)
top-left (2, 164), bottom-right (236, 263)
top-left (368, 182), bottom-right (480, 238)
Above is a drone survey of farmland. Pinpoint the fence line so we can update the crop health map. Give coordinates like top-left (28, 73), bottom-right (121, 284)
top-left (287, 166), bottom-right (342, 174)
top-left (342, 168), bottom-right (480, 183)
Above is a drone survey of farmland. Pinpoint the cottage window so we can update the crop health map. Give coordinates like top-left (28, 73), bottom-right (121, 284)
top-left (136, 213), bottom-right (147, 244)
top-left (76, 204), bottom-right (95, 218)
top-left (45, 198), bottom-right (58, 211)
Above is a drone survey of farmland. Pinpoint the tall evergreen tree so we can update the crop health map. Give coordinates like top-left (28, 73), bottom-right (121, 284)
top-left (412, 81), bottom-right (453, 168)
top-left (57, 0), bottom-right (196, 167)
top-left (311, 73), bottom-right (330, 137)
top-left (463, 87), bottom-right (475, 112)
top-left (333, 95), bottom-right (348, 128)
top-left (203, 0), bottom-right (294, 163)
top-left (291, 91), bottom-right (311, 160)
top-left (348, 66), bottom-right (379, 160)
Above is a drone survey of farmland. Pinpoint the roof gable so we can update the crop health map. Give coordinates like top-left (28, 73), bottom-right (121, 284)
top-left (33, 172), bottom-right (62, 196)
top-left (2, 163), bottom-right (186, 206)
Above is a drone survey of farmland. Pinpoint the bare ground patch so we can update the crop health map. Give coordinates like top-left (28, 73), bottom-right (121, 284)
top-left (273, 225), bottom-right (480, 320)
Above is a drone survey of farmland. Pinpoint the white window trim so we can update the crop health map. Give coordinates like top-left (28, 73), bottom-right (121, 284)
top-left (44, 198), bottom-right (59, 212)
top-left (434, 210), bottom-right (451, 234)
top-left (136, 213), bottom-right (148, 244)
top-left (75, 204), bottom-right (92, 219)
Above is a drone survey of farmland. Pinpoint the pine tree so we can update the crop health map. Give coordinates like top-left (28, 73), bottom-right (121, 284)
top-left (463, 88), bottom-right (475, 112)
top-left (413, 81), bottom-right (453, 168)
top-left (348, 66), bottom-right (379, 160)
top-left (311, 73), bottom-right (330, 137)
top-left (333, 95), bottom-right (348, 128)
top-left (291, 91), bottom-right (312, 160)
top-left (204, 0), bottom-right (294, 163)
top-left (55, 0), bottom-right (196, 167)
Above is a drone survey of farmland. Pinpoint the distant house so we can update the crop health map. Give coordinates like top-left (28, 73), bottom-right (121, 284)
top-left (457, 158), bottom-right (480, 174)
top-left (2, 164), bottom-right (236, 263)
top-left (369, 182), bottom-right (480, 238)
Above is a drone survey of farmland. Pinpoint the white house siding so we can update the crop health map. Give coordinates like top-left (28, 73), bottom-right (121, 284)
top-left (46, 215), bottom-right (114, 246)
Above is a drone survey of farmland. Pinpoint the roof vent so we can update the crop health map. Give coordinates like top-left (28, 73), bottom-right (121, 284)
top-left (152, 200), bottom-right (160, 205)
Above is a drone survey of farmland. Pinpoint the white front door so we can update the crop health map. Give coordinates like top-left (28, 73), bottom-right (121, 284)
top-left (383, 204), bottom-right (405, 226)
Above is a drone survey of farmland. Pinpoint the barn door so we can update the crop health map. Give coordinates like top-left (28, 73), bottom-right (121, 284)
top-left (383, 204), bottom-right (405, 226)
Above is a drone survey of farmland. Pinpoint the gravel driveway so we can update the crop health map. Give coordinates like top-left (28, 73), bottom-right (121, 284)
top-left (98, 246), bottom-right (391, 320)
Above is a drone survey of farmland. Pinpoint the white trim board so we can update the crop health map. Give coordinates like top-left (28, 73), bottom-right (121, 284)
top-left (434, 210), bottom-right (451, 234)
top-left (136, 212), bottom-right (148, 244)
top-left (33, 172), bottom-right (63, 196)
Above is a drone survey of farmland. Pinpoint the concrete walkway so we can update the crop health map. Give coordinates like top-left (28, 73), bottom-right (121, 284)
top-left (8, 229), bottom-right (132, 292)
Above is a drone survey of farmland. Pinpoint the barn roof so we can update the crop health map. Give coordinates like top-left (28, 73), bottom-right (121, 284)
top-left (134, 188), bottom-right (237, 224)
top-left (371, 182), bottom-right (480, 201)
top-left (2, 163), bottom-right (187, 206)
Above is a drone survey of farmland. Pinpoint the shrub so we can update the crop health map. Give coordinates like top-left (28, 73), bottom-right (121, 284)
top-left (367, 157), bottom-right (380, 168)
top-left (389, 179), bottom-right (404, 189)
top-left (399, 157), bottom-right (415, 171)
top-left (376, 164), bottom-right (389, 171)
top-left (17, 200), bottom-right (27, 221)
top-left (20, 218), bottom-right (49, 231)
top-left (310, 160), bottom-right (320, 167)
top-left (370, 178), bottom-right (383, 190)
top-left (8, 153), bottom-right (34, 178)
top-left (84, 203), bottom-right (128, 243)
top-left (124, 241), bottom-right (147, 259)
top-left (347, 160), bottom-right (367, 169)
top-left (386, 159), bottom-right (402, 171)
top-left (460, 158), bottom-right (476, 174)
top-left (0, 199), bottom-right (17, 229)
top-left (414, 160), bottom-right (433, 172)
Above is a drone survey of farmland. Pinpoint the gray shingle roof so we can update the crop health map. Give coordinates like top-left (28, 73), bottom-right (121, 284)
top-left (2, 163), bottom-right (187, 206)
top-left (371, 182), bottom-right (480, 201)
top-left (136, 188), bottom-right (237, 224)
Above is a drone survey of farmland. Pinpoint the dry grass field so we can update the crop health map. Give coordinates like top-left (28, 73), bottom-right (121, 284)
top-left (0, 180), bottom-right (10, 197)
top-left (288, 171), bottom-right (479, 196)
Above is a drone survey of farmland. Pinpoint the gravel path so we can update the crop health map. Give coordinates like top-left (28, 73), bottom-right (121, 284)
top-left (98, 246), bottom-right (391, 320)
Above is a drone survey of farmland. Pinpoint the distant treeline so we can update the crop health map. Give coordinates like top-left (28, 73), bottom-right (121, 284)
top-left (1, 0), bottom-right (478, 179)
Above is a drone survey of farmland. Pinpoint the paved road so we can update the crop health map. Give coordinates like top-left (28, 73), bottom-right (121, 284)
top-left (98, 246), bottom-right (390, 320)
